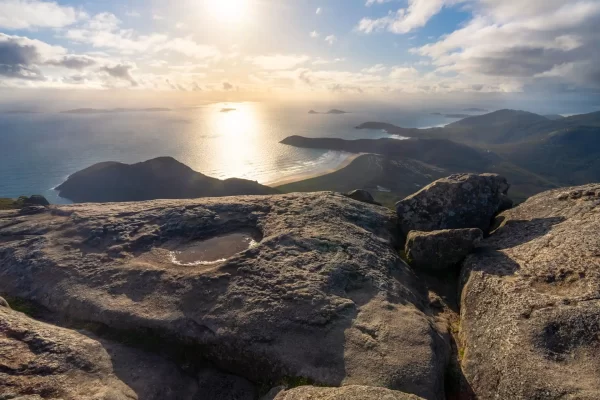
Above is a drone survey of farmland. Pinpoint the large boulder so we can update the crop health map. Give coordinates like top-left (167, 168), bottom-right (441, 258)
top-left (405, 228), bottom-right (482, 271)
top-left (274, 385), bottom-right (424, 399)
top-left (0, 192), bottom-right (450, 400)
top-left (0, 307), bottom-right (136, 399)
top-left (395, 173), bottom-right (510, 236)
top-left (460, 184), bottom-right (600, 399)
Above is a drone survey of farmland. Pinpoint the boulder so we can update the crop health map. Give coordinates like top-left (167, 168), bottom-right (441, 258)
top-left (405, 229), bottom-right (483, 271)
top-left (0, 192), bottom-right (450, 400)
top-left (0, 296), bottom-right (9, 308)
top-left (0, 307), bottom-right (136, 399)
top-left (274, 385), bottom-right (424, 400)
top-left (460, 184), bottom-right (600, 399)
top-left (23, 195), bottom-right (50, 207)
top-left (395, 173), bottom-right (510, 236)
top-left (344, 189), bottom-right (381, 205)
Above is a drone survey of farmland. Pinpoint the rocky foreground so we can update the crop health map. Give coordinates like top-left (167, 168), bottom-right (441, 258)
top-left (0, 174), bottom-right (599, 399)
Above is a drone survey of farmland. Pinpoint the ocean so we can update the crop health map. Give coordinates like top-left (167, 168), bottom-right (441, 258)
top-left (0, 102), bottom-right (459, 204)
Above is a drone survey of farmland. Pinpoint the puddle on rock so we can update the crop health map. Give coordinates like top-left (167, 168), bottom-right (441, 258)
top-left (167, 231), bottom-right (261, 266)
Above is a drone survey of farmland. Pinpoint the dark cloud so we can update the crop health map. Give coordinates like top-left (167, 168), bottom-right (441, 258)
top-left (100, 63), bottom-right (137, 86)
top-left (46, 55), bottom-right (97, 70)
top-left (0, 37), bottom-right (45, 80)
top-left (222, 82), bottom-right (233, 90)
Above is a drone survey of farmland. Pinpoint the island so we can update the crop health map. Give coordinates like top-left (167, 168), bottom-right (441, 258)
top-left (55, 156), bottom-right (278, 203)
top-left (220, 108), bottom-right (237, 113)
top-left (61, 108), bottom-right (172, 114)
top-left (308, 109), bottom-right (350, 114)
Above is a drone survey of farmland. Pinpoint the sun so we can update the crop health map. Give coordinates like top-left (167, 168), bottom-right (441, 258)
top-left (206, 0), bottom-right (249, 24)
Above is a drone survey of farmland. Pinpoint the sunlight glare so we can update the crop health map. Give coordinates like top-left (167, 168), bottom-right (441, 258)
top-left (206, 0), bottom-right (249, 24)
top-left (209, 103), bottom-right (261, 180)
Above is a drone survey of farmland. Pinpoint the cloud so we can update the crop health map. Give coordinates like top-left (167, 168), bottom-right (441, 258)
top-left (0, 0), bottom-right (86, 30)
top-left (362, 64), bottom-right (387, 73)
top-left (366, 0), bottom-right (395, 6)
top-left (389, 66), bottom-right (419, 80)
top-left (325, 35), bottom-right (337, 45)
top-left (358, 0), bottom-right (454, 34)
top-left (65, 13), bottom-right (220, 60)
top-left (45, 54), bottom-right (97, 69)
top-left (312, 57), bottom-right (345, 65)
top-left (316, 7), bottom-right (322, 15)
top-left (223, 81), bottom-right (233, 90)
top-left (309, 30), bottom-right (320, 38)
top-left (412, 0), bottom-right (600, 90)
top-left (0, 33), bottom-right (65, 80)
top-left (100, 63), bottom-right (137, 86)
top-left (249, 54), bottom-right (310, 70)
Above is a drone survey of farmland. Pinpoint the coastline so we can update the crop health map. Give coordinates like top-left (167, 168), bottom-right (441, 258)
top-left (266, 152), bottom-right (365, 188)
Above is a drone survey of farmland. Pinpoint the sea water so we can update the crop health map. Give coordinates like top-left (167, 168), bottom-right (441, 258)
top-left (0, 102), bottom-right (459, 203)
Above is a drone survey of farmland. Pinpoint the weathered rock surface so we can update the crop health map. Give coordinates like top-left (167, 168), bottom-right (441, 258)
top-left (0, 192), bottom-right (449, 400)
top-left (460, 184), bottom-right (600, 399)
top-left (405, 229), bottom-right (482, 271)
top-left (344, 189), bottom-right (381, 205)
top-left (273, 385), bottom-right (424, 400)
top-left (396, 173), bottom-right (510, 235)
top-left (0, 307), bottom-right (136, 399)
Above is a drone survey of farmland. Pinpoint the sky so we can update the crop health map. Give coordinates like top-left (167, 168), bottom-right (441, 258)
top-left (1, 0), bottom-right (600, 108)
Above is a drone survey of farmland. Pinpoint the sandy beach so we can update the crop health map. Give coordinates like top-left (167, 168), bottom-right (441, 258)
top-left (265, 152), bottom-right (365, 187)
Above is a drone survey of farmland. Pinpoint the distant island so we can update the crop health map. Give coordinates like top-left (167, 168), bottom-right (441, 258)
top-left (61, 108), bottom-right (172, 114)
top-left (308, 109), bottom-right (349, 114)
top-left (463, 108), bottom-right (488, 112)
top-left (543, 114), bottom-right (565, 120)
top-left (220, 108), bottom-right (237, 113)
top-left (55, 157), bottom-right (278, 203)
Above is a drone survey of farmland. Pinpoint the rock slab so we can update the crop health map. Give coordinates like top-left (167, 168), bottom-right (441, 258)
top-left (460, 184), bottom-right (600, 399)
top-left (274, 385), bottom-right (424, 400)
top-left (405, 229), bottom-right (482, 271)
top-left (396, 173), bottom-right (510, 235)
top-left (0, 307), bottom-right (136, 399)
top-left (0, 192), bottom-right (449, 400)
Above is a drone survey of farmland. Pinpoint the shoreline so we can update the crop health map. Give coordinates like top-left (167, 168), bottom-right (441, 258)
top-left (265, 152), bottom-right (364, 188)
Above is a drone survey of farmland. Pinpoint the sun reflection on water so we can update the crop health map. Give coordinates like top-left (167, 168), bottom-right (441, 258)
top-left (208, 103), bottom-right (262, 180)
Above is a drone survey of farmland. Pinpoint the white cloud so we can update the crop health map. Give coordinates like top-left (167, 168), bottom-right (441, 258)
top-left (362, 64), bottom-right (387, 73)
top-left (414, 0), bottom-right (600, 89)
top-left (357, 0), bottom-right (600, 91)
top-left (65, 13), bottom-right (220, 60)
top-left (312, 57), bottom-right (345, 65)
top-left (389, 66), bottom-right (419, 80)
top-left (325, 35), bottom-right (337, 45)
top-left (358, 0), bottom-right (456, 34)
top-left (249, 54), bottom-right (310, 70)
top-left (309, 30), bottom-right (320, 38)
top-left (0, 0), bottom-right (86, 30)
top-left (366, 0), bottom-right (395, 6)
top-left (316, 7), bottom-right (322, 15)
